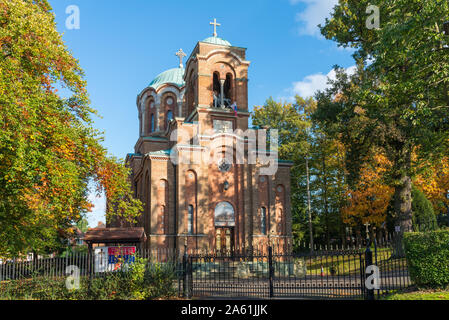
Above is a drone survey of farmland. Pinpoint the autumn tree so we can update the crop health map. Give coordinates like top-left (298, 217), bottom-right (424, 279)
top-left (316, 0), bottom-right (449, 239)
top-left (414, 156), bottom-right (449, 217)
top-left (0, 0), bottom-right (142, 257)
top-left (342, 153), bottom-right (394, 242)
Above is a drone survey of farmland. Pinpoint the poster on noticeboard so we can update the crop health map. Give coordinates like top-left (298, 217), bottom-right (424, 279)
top-left (94, 246), bottom-right (136, 273)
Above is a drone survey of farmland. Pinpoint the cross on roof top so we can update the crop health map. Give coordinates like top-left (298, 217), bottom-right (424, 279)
top-left (210, 18), bottom-right (221, 37)
top-left (175, 48), bottom-right (187, 68)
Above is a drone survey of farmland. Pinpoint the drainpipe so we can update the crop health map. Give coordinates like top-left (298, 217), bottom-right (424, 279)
top-left (173, 162), bottom-right (178, 256)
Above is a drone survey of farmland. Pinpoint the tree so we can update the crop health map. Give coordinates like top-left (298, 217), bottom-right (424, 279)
top-left (317, 0), bottom-right (449, 238)
top-left (414, 156), bottom-right (449, 216)
top-left (0, 0), bottom-right (142, 258)
top-left (75, 218), bottom-right (89, 233)
top-left (411, 186), bottom-right (438, 231)
top-left (342, 153), bottom-right (394, 242)
top-left (252, 96), bottom-right (348, 249)
top-left (252, 97), bottom-right (314, 249)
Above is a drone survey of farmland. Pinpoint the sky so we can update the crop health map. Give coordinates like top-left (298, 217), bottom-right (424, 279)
top-left (48, 0), bottom-right (354, 228)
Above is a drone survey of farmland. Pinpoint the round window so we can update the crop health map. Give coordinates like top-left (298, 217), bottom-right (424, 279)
top-left (166, 98), bottom-right (174, 105)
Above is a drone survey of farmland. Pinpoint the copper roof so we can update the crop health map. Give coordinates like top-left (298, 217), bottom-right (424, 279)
top-left (83, 227), bottom-right (146, 243)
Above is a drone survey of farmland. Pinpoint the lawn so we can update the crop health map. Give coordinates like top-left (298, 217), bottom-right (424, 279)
top-left (382, 289), bottom-right (449, 300)
top-left (300, 247), bottom-right (406, 276)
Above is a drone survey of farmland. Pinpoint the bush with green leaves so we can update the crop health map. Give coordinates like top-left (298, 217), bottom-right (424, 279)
top-left (412, 186), bottom-right (438, 231)
top-left (403, 229), bottom-right (449, 288)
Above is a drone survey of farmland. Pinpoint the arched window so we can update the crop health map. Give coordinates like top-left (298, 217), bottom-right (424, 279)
top-left (166, 110), bottom-right (173, 128)
top-left (187, 205), bottom-right (194, 234)
top-left (275, 185), bottom-right (285, 235)
top-left (224, 73), bottom-right (232, 106)
top-left (150, 114), bottom-right (155, 133)
top-left (213, 73), bottom-right (220, 108)
top-left (261, 207), bottom-right (267, 235)
top-left (160, 205), bottom-right (166, 234)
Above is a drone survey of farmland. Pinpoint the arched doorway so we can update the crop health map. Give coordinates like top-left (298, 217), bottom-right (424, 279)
top-left (214, 202), bottom-right (235, 255)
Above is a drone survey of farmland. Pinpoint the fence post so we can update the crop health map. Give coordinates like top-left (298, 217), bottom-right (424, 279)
top-left (268, 246), bottom-right (274, 298)
top-left (183, 244), bottom-right (190, 298)
top-left (365, 244), bottom-right (375, 301)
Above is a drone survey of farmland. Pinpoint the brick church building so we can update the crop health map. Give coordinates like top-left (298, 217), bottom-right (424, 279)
top-left (111, 21), bottom-right (293, 253)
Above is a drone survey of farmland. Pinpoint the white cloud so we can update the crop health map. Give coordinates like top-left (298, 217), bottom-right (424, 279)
top-left (283, 65), bottom-right (356, 100)
top-left (291, 0), bottom-right (338, 37)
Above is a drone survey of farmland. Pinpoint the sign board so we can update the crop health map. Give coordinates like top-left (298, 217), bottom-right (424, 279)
top-left (94, 246), bottom-right (136, 273)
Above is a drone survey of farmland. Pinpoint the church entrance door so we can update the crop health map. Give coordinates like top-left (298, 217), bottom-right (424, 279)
top-left (215, 227), bottom-right (234, 256)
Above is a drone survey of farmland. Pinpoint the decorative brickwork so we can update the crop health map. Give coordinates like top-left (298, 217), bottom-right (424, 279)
top-left (113, 31), bottom-right (293, 254)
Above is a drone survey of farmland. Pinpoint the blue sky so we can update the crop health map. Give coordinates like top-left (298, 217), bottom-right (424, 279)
top-left (48, 0), bottom-right (354, 227)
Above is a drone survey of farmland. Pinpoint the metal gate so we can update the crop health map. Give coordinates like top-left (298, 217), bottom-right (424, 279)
top-left (183, 248), bottom-right (366, 299)
top-left (182, 245), bottom-right (411, 300)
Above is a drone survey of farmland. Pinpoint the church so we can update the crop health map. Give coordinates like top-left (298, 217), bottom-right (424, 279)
top-left (112, 20), bottom-right (293, 254)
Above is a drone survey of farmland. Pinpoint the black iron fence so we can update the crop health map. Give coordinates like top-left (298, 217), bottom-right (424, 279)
top-left (1, 243), bottom-right (411, 300)
top-left (182, 242), bottom-right (411, 300)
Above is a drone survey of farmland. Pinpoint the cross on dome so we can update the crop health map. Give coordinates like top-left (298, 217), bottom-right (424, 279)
top-left (210, 18), bottom-right (221, 37)
top-left (175, 48), bottom-right (187, 68)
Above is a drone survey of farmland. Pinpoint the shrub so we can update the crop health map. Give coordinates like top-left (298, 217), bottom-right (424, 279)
top-left (143, 262), bottom-right (177, 299)
top-left (412, 186), bottom-right (438, 231)
top-left (403, 229), bottom-right (449, 288)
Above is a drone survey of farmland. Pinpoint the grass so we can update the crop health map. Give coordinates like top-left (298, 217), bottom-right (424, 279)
top-left (382, 288), bottom-right (449, 300)
top-left (300, 247), bottom-right (406, 276)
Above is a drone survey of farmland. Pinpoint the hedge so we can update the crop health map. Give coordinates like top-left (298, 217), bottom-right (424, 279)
top-left (403, 229), bottom-right (449, 288)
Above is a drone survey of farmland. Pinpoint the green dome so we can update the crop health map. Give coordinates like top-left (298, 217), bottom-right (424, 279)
top-left (149, 67), bottom-right (185, 90)
top-left (202, 36), bottom-right (231, 46)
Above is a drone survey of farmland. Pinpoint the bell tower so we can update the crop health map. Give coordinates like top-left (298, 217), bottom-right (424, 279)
top-left (183, 19), bottom-right (251, 132)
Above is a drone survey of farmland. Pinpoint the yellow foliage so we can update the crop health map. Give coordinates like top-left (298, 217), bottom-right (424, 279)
top-left (342, 153), bottom-right (394, 226)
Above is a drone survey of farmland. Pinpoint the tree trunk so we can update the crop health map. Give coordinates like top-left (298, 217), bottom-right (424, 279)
top-left (394, 175), bottom-right (413, 232)
top-left (322, 155), bottom-right (330, 247)
top-left (393, 175), bottom-right (413, 257)
top-left (355, 227), bottom-right (362, 247)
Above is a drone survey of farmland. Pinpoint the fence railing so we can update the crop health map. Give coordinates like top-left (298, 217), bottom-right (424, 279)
top-left (0, 242), bottom-right (412, 300)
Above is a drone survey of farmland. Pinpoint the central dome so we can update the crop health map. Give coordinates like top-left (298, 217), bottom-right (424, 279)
top-left (202, 36), bottom-right (231, 46)
top-left (149, 67), bottom-right (185, 90)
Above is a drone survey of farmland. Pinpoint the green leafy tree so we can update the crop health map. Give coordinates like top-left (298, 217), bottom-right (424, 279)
top-left (316, 0), bottom-right (449, 239)
top-left (0, 0), bottom-right (142, 258)
top-left (75, 218), bottom-right (89, 233)
top-left (411, 186), bottom-right (438, 231)
top-left (252, 97), bottom-right (313, 249)
top-left (252, 96), bottom-right (348, 249)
